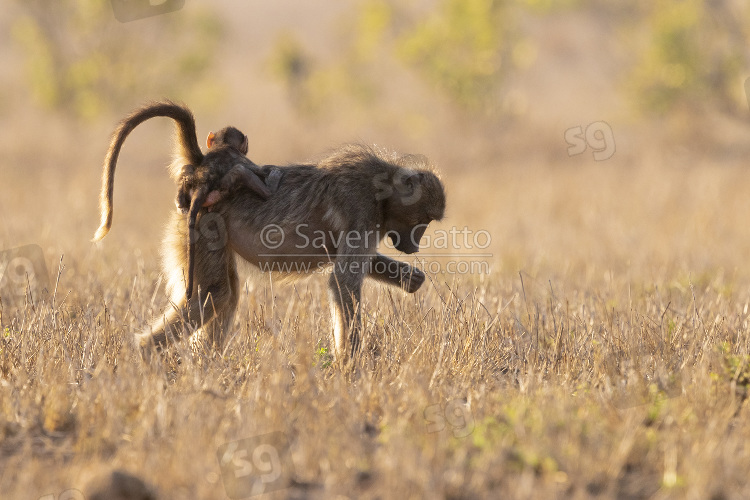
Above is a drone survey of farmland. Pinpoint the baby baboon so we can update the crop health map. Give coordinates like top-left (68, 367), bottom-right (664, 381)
top-left (93, 101), bottom-right (269, 242)
top-left (138, 144), bottom-right (446, 361)
top-left (174, 125), bottom-right (267, 213)
top-left (175, 126), bottom-right (272, 299)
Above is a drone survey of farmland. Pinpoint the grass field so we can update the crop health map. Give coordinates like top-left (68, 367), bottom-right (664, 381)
top-left (3, 154), bottom-right (750, 499)
top-left (3, 1), bottom-right (750, 499)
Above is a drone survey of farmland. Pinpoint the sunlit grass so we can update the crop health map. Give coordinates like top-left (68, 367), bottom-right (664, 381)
top-left (3, 156), bottom-right (750, 498)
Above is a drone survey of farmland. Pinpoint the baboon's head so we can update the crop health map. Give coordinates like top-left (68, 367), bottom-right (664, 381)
top-left (383, 169), bottom-right (445, 254)
top-left (207, 126), bottom-right (248, 155)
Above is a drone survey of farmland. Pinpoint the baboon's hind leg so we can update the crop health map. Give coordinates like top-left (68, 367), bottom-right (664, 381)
top-left (200, 251), bottom-right (239, 350)
top-left (137, 210), bottom-right (239, 352)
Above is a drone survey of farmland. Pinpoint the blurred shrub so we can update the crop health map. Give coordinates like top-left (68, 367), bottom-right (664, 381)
top-left (628, 0), bottom-right (748, 114)
top-left (394, 0), bottom-right (586, 112)
top-left (269, 0), bottom-right (749, 123)
top-left (397, 0), bottom-right (518, 110)
top-left (269, 32), bottom-right (311, 109)
top-left (268, 0), bottom-right (594, 118)
top-left (268, 12), bottom-right (383, 117)
top-left (11, 0), bottom-right (223, 120)
top-left (268, 32), bottom-right (340, 116)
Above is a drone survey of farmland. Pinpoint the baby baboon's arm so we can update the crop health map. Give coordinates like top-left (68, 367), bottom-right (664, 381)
top-left (175, 164), bottom-right (196, 214)
top-left (220, 163), bottom-right (272, 199)
top-left (202, 162), bottom-right (273, 208)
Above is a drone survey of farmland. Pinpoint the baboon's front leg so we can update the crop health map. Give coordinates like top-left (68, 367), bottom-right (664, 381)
top-left (328, 248), bottom-right (369, 361)
top-left (368, 253), bottom-right (425, 293)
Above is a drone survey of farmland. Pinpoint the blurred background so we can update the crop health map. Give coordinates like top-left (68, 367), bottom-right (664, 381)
top-left (2, 0), bottom-right (750, 287)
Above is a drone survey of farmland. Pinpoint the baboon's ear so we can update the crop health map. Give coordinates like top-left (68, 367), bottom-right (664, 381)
top-left (207, 131), bottom-right (216, 149)
top-left (240, 134), bottom-right (249, 155)
top-left (395, 171), bottom-right (424, 206)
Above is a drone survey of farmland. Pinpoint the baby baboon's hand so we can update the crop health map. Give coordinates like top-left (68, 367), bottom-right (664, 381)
top-left (203, 189), bottom-right (224, 208)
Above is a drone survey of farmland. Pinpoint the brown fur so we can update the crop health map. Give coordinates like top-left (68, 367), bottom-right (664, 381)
top-left (138, 144), bottom-right (446, 362)
top-left (176, 126), bottom-right (271, 299)
top-left (93, 101), bottom-right (268, 242)
top-left (94, 101), bottom-right (202, 242)
top-left (93, 102), bottom-right (270, 304)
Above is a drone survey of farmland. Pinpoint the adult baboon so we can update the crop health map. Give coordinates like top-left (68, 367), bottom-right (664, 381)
top-left (137, 144), bottom-right (446, 360)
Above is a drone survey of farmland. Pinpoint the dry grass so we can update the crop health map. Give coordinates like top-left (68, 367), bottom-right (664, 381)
top-left (3, 154), bottom-right (750, 499)
top-left (2, 3), bottom-right (750, 498)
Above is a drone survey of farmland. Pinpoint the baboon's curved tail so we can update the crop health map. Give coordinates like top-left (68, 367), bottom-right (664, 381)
top-left (93, 101), bottom-right (204, 241)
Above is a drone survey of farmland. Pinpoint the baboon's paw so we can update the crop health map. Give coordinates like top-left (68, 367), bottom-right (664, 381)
top-left (403, 267), bottom-right (426, 293)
